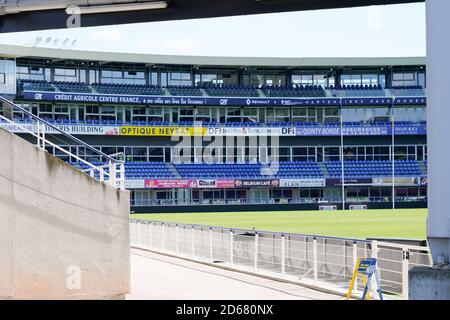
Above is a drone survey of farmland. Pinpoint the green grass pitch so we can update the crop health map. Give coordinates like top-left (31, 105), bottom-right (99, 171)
top-left (132, 208), bottom-right (427, 240)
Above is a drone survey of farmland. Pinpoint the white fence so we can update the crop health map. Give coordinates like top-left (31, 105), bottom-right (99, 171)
top-left (130, 219), bottom-right (432, 299)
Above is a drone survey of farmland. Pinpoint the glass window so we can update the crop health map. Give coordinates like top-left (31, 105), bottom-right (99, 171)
top-left (324, 107), bottom-right (339, 123)
top-left (54, 68), bottom-right (77, 82)
top-left (169, 72), bottom-right (192, 86)
top-left (292, 74), bottom-right (313, 85)
top-left (325, 147), bottom-right (340, 161)
top-left (341, 74), bottom-right (362, 86)
top-left (226, 108), bottom-right (241, 123)
top-left (266, 107), bottom-right (289, 123)
top-left (243, 108), bottom-right (258, 123)
top-left (344, 147), bottom-right (357, 161)
top-left (179, 107), bottom-right (194, 122)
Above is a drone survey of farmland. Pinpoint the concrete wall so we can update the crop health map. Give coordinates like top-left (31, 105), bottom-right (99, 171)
top-left (409, 267), bottom-right (450, 300)
top-left (0, 128), bottom-right (130, 299)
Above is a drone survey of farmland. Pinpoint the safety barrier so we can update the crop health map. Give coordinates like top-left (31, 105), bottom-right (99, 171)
top-left (130, 219), bottom-right (432, 299)
top-left (0, 96), bottom-right (125, 189)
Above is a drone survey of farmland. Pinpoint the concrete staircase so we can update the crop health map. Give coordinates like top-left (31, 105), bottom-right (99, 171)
top-left (418, 161), bottom-right (428, 176)
top-left (257, 89), bottom-right (266, 98)
top-left (167, 162), bottom-right (181, 178)
top-left (318, 162), bottom-right (331, 178)
top-left (200, 88), bottom-right (209, 97)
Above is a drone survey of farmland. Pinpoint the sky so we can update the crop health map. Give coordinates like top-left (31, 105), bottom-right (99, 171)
top-left (0, 2), bottom-right (426, 58)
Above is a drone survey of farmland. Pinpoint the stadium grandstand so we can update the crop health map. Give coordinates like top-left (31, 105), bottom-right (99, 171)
top-left (0, 44), bottom-right (428, 213)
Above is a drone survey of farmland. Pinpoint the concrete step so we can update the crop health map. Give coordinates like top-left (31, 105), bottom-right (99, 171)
top-left (257, 89), bottom-right (266, 98)
top-left (318, 162), bottom-right (330, 178)
top-left (166, 162), bottom-right (181, 178)
top-left (418, 161), bottom-right (428, 176)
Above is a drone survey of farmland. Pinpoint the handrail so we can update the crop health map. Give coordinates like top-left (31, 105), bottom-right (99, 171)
top-left (0, 96), bottom-right (123, 164)
top-left (130, 218), bottom-right (374, 243)
top-left (0, 114), bottom-right (109, 177)
top-left (0, 95), bottom-right (125, 190)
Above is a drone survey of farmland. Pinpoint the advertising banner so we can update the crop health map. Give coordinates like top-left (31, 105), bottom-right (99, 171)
top-left (125, 180), bottom-right (146, 189)
top-left (216, 180), bottom-right (236, 188)
top-left (395, 97), bottom-right (427, 105)
top-left (24, 91), bottom-right (344, 106)
top-left (0, 123), bottom-right (120, 136)
top-left (415, 177), bottom-right (428, 186)
top-left (145, 179), bottom-right (198, 189)
top-left (234, 179), bottom-right (280, 188)
top-left (196, 179), bottom-right (217, 188)
top-left (120, 126), bottom-right (206, 136)
top-left (279, 178), bottom-right (326, 188)
top-left (296, 125), bottom-right (426, 136)
top-left (25, 90), bottom-right (425, 107)
top-left (207, 126), bottom-right (296, 136)
top-left (0, 123), bottom-right (34, 133)
top-left (326, 178), bottom-right (373, 187)
top-left (372, 177), bottom-right (423, 186)
top-left (195, 179), bottom-right (236, 188)
top-left (50, 125), bottom-right (119, 135)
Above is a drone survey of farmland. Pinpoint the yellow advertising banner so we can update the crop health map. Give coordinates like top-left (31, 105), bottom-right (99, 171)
top-left (120, 126), bottom-right (207, 136)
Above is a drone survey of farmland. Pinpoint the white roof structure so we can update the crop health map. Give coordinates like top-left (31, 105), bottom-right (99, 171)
top-left (0, 44), bottom-right (425, 67)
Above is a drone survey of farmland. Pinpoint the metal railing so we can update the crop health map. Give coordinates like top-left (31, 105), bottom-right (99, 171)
top-left (0, 96), bottom-right (125, 190)
top-left (130, 196), bottom-right (427, 207)
top-left (6, 116), bottom-right (426, 128)
top-left (130, 219), bottom-right (432, 299)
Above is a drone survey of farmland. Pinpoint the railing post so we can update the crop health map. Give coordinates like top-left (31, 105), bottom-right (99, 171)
top-left (230, 229), bottom-right (234, 266)
top-left (254, 232), bottom-right (259, 272)
top-left (109, 161), bottom-right (116, 187)
top-left (120, 163), bottom-right (125, 190)
top-left (137, 221), bottom-right (142, 248)
top-left (281, 234), bottom-right (286, 275)
top-left (176, 225), bottom-right (179, 256)
top-left (209, 227), bottom-right (213, 260)
top-left (89, 168), bottom-right (94, 178)
top-left (192, 226), bottom-right (195, 258)
top-left (371, 240), bottom-right (379, 298)
top-left (99, 167), bottom-right (104, 182)
top-left (402, 249), bottom-right (410, 300)
top-left (36, 121), bottom-right (45, 149)
top-left (36, 121), bottom-right (41, 147)
top-left (41, 122), bottom-right (46, 150)
top-left (130, 220), bottom-right (134, 246)
top-left (161, 223), bottom-right (165, 251)
top-left (313, 238), bottom-right (318, 284)
top-left (352, 241), bottom-right (358, 293)
top-left (149, 222), bottom-right (153, 249)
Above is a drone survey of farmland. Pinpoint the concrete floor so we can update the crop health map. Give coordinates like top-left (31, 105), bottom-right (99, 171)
top-left (127, 248), bottom-right (345, 300)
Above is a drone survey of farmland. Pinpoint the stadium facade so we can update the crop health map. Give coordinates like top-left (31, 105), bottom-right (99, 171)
top-left (0, 45), bottom-right (427, 213)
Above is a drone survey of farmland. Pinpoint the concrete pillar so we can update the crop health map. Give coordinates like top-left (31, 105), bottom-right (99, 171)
top-left (409, 267), bottom-right (450, 300)
top-left (426, 0), bottom-right (450, 265)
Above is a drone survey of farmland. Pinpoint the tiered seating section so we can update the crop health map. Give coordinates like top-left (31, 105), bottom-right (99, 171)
top-left (166, 85), bottom-right (202, 96)
top-left (125, 162), bottom-right (176, 179)
top-left (326, 160), bottom-right (423, 178)
top-left (17, 81), bottom-right (426, 98)
top-left (71, 162), bottom-right (177, 180)
top-left (176, 163), bottom-right (264, 179)
top-left (389, 85), bottom-right (425, 97)
top-left (18, 79), bottom-right (55, 92)
top-left (54, 81), bottom-right (91, 93)
top-left (68, 160), bottom-right (425, 180)
top-left (329, 84), bottom-right (384, 97)
top-left (262, 85), bottom-right (326, 97)
top-left (92, 83), bottom-right (164, 95)
top-left (202, 84), bottom-right (259, 97)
